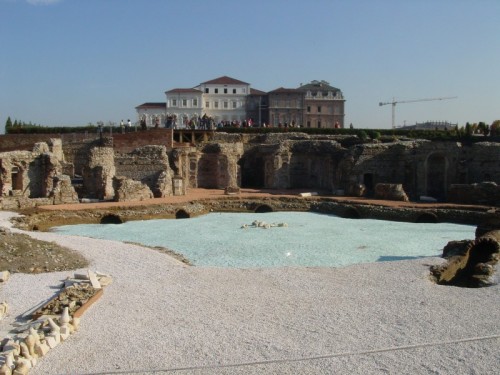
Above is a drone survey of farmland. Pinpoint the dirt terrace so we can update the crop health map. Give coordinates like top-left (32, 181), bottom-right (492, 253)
top-left (36, 188), bottom-right (493, 212)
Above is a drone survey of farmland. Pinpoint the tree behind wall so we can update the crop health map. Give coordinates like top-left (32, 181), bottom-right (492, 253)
top-left (490, 120), bottom-right (500, 136)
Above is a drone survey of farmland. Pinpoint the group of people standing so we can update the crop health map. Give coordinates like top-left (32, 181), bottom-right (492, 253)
top-left (119, 119), bottom-right (132, 133)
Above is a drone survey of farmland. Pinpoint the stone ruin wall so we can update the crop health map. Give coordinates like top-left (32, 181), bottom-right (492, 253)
top-left (343, 140), bottom-right (459, 199)
top-left (254, 140), bottom-right (343, 190)
top-left (81, 139), bottom-right (116, 201)
top-left (111, 129), bottom-right (173, 153)
top-left (3, 131), bottom-right (500, 207)
top-left (194, 143), bottom-right (243, 189)
top-left (0, 139), bottom-right (79, 209)
top-left (114, 145), bottom-right (174, 197)
top-left (466, 142), bottom-right (500, 182)
top-left (0, 140), bottom-right (61, 198)
top-left (231, 133), bottom-right (500, 204)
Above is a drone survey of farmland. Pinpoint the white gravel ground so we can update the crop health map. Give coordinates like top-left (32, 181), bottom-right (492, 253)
top-left (1, 211), bottom-right (499, 375)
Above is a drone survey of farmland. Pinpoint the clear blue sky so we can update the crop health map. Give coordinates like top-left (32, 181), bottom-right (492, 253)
top-left (1, 0), bottom-right (499, 133)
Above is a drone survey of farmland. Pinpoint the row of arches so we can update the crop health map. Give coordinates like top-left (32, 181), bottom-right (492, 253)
top-left (239, 151), bottom-right (452, 201)
top-left (99, 207), bottom-right (439, 224)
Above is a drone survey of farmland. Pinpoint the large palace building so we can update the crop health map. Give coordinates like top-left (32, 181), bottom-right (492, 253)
top-left (135, 76), bottom-right (345, 128)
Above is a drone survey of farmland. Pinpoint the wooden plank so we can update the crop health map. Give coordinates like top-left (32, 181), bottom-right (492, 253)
top-left (73, 288), bottom-right (103, 318)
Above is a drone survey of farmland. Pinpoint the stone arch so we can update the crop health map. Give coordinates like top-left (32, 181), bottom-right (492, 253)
top-left (415, 212), bottom-right (438, 223)
top-left (175, 209), bottom-right (190, 219)
top-left (100, 214), bottom-right (124, 224)
top-left (254, 204), bottom-right (273, 213)
top-left (341, 206), bottom-right (361, 219)
top-left (425, 152), bottom-right (448, 201)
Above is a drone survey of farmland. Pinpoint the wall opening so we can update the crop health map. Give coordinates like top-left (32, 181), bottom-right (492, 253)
top-left (240, 154), bottom-right (264, 188)
top-left (255, 204), bottom-right (273, 213)
top-left (363, 173), bottom-right (374, 196)
top-left (100, 214), bottom-right (123, 224)
top-left (11, 166), bottom-right (23, 191)
top-left (415, 212), bottom-right (438, 223)
top-left (341, 207), bottom-right (361, 219)
top-left (426, 153), bottom-right (447, 200)
top-left (176, 209), bottom-right (190, 219)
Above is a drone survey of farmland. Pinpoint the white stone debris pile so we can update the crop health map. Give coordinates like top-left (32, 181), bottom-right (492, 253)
top-left (241, 220), bottom-right (288, 229)
top-left (0, 270), bottom-right (112, 375)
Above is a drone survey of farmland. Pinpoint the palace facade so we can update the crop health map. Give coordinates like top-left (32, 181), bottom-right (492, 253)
top-left (135, 76), bottom-right (345, 128)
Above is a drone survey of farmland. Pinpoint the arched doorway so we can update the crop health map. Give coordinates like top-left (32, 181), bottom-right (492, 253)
top-left (239, 154), bottom-right (265, 188)
top-left (426, 153), bottom-right (447, 200)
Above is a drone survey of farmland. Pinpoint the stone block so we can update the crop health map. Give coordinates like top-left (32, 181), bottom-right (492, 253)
top-left (0, 271), bottom-right (10, 283)
top-left (0, 364), bottom-right (12, 375)
top-left (374, 183), bottom-right (409, 202)
top-left (98, 276), bottom-right (113, 287)
top-left (0, 302), bottom-right (8, 320)
top-left (45, 335), bottom-right (58, 349)
top-left (87, 270), bottom-right (102, 289)
top-left (71, 317), bottom-right (81, 331)
top-left (12, 358), bottom-right (31, 375)
top-left (74, 273), bottom-right (90, 280)
top-left (60, 321), bottom-right (71, 341)
top-left (33, 342), bottom-right (49, 357)
top-left (2, 341), bottom-right (20, 356)
top-left (224, 186), bottom-right (240, 195)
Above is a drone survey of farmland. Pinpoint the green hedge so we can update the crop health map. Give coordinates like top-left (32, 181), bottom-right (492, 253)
top-left (6, 124), bottom-right (500, 143)
top-left (216, 126), bottom-right (500, 143)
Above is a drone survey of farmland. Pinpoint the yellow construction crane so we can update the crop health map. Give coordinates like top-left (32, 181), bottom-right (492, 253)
top-left (379, 96), bottom-right (457, 129)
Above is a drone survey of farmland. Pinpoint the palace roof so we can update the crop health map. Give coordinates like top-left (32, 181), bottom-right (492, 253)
top-left (250, 88), bottom-right (267, 95)
top-left (268, 87), bottom-right (300, 94)
top-left (298, 80), bottom-right (341, 93)
top-left (135, 102), bottom-right (166, 109)
top-left (165, 88), bottom-right (203, 94)
top-left (201, 76), bottom-right (249, 85)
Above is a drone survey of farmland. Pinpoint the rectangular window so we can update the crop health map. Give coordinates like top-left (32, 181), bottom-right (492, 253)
top-left (307, 121), bottom-right (311, 128)
top-left (224, 88), bottom-right (228, 94)
top-left (223, 101), bottom-right (228, 109)
top-left (172, 99), bottom-right (177, 107)
top-left (318, 106), bottom-right (322, 113)
top-left (318, 120), bottom-right (321, 128)
top-left (307, 106), bottom-right (311, 112)
top-left (205, 101), bottom-right (210, 108)
top-left (205, 88), bottom-right (209, 94)
top-left (214, 101), bottom-right (219, 109)
top-left (215, 88), bottom-right (219, 94)
top-left (232, 101), bottom-right (237, 109)
top-left (182, 99), bottom-right (187, 107)
top-left (193, 99), bottom-right (198, 107)
top-left (233, 89), bottom-right (236, 94)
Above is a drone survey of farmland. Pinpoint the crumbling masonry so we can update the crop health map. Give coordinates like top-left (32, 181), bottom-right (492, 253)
top-left (1, 130), bottom-right (500, 208)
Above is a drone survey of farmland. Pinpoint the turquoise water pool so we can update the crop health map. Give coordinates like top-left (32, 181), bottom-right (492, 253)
top-left (52, 212), bottom-right (476, 268)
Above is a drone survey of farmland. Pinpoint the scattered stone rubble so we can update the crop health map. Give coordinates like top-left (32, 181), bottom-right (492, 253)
top-left (0, 270), bottom-right (112, 374)
top-left (0, 272), bottom-right (10, 322)
top-left (241, 220), bottom-right (289, 230)
top-left (374, 183), bottom-right (409, 202)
